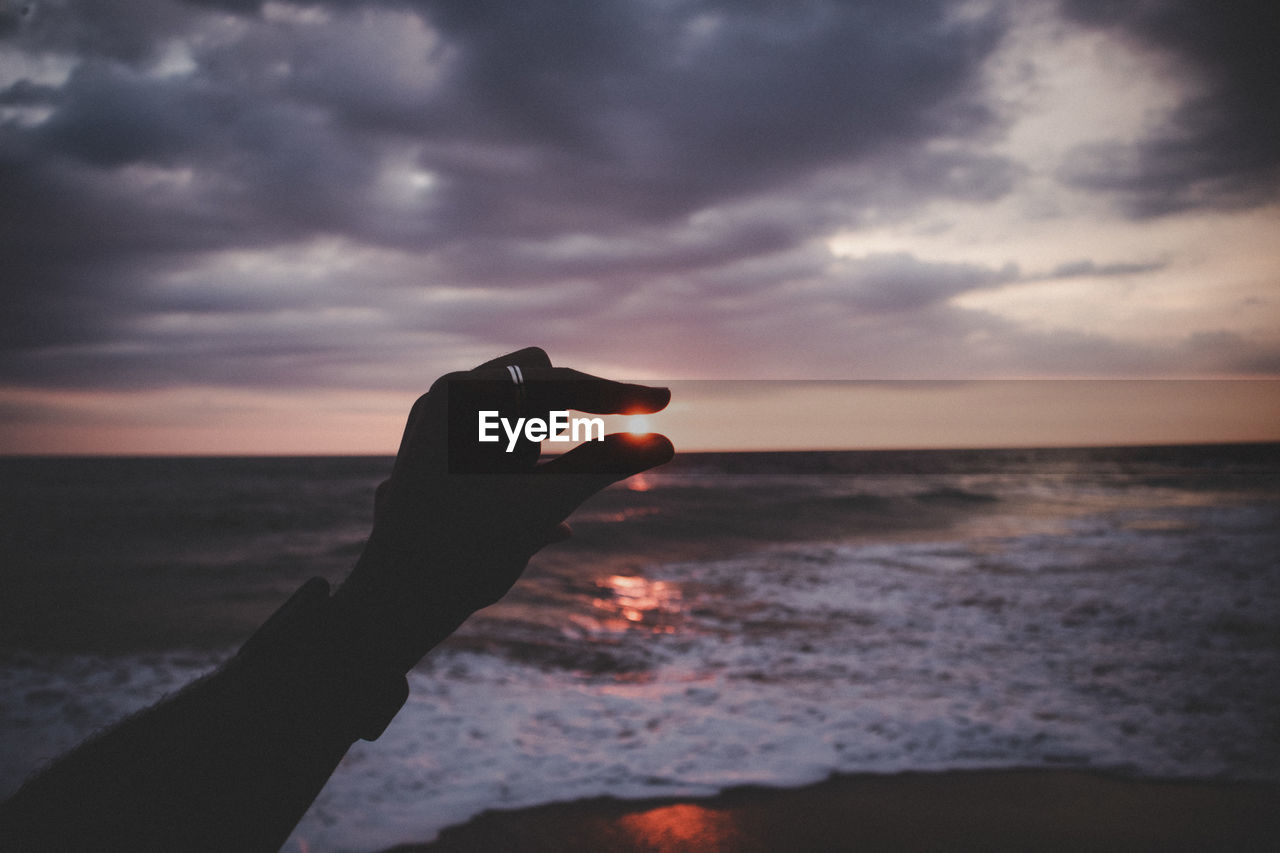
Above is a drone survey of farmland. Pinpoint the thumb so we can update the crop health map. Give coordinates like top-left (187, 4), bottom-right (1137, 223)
top-left (532, 432), bottom-right (673, 519)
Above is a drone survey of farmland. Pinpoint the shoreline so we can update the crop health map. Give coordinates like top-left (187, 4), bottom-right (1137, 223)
top-left (387, 768), bottom-right (1280, 852)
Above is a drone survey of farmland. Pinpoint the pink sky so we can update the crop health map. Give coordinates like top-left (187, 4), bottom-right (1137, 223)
top-left (3, 380), bottom-right (1277, 455)
top-left (2, 2), bottom-right (1278, 454)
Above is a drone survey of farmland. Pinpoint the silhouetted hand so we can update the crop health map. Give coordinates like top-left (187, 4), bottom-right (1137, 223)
top-left (0, 348), bottom-right (671, 851)
top-left (335, 347), bottom-right (673, 670)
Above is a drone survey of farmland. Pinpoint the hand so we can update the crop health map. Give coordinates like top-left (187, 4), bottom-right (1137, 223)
top-left (335, 347), bottom-right (673, 669)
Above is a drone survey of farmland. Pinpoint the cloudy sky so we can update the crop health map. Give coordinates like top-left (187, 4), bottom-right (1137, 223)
top-left (2, 0), bottom-right (1278, 452)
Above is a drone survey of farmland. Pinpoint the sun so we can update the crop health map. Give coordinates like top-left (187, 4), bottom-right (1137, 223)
top-left (626, 414), bottom-right (652, 435)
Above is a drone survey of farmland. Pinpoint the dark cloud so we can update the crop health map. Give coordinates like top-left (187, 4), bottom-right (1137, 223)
top-left (832, 253), bottom-right (1019, 313)
top-left (4, 1), bottom-right (198, 65)
top-left (1180, 330), bottom-right (1280, 375)
top-left (1058, 0), bottom-right (1280, 215)
top-left (395, 0), bottom-right (1007, 223)
top-left (0, 0), bottom-right (1268, 409)
top-left (1, 0), bottom-right (1015, 392)
top-left (8, 0), bottom-right (1009, 237)
top-left (183, 0), bottom-right (263, 11)
top-left (0, 2), bottom-right (35, 38)
top-left (1047, 259), bottom-right (1164, 278)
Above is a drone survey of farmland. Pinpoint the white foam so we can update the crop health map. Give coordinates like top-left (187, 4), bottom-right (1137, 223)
top-left (4, 500), bottom-right (1275, 853)
top-left (288, 502), bottom-right (1280, 849)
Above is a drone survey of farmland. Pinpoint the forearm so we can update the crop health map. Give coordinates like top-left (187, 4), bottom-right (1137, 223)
top-left (1, 664), bottom-right (343, 851)
top-left (0, 349), bottom-right (671, 852)
top-left (0, 578), bottom-right (416, 853)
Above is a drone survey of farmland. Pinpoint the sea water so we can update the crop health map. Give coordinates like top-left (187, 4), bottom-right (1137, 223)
top-left (1, 446), bottom-right (1277, 851)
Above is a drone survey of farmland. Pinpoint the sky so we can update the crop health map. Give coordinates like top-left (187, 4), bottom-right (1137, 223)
top-left (1, 0), bottom-right (1278, 453)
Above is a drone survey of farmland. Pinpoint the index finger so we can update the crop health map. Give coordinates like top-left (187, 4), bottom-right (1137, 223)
top-left (470, 366), bottom-right (670, 415)
top-left (530, 368), bottom-right (670, 414)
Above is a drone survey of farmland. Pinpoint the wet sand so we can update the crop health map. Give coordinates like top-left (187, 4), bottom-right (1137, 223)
top-left (387, 768), bottom-right (1280, 852)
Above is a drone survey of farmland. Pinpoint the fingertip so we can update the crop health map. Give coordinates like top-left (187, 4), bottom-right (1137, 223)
top-left (621, 431), bottom-right (674, 463)
top-left (645, 386), bottom-right (671, 413)
top-left (537, 432), bottom-right (674, 476)
top-left (620, 384), bottom-right (670, 414)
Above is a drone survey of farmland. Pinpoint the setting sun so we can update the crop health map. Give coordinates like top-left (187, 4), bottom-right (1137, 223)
top-left (626, 414), bottom-right (652, 435)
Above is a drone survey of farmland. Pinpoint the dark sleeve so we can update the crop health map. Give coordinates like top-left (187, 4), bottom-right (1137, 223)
top-left (0, 578), bottom-right (408, 853)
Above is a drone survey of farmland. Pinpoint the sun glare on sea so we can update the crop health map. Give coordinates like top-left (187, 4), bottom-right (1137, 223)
top-left (618, 804), bottom-right (743, 848)
top-left (592, 574), bottom-right (682, 633)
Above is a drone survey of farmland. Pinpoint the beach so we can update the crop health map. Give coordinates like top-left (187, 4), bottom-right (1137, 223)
top-left (2, 446), bottom-right (1278, 851)
top-left (392, 769), bottom-right (1280, 852)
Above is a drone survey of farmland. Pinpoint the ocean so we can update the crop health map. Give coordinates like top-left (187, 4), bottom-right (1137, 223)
top-left (2, 445), bottom-right (1278, 852)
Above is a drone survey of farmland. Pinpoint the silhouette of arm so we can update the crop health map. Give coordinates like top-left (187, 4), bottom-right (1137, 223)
top-left (0, 347), bottom-right (673, 852)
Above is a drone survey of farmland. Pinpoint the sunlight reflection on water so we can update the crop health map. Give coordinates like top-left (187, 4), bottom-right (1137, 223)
top-left (592, 574), bottom-right (684, 634)
top-left (617, 803), bottom-right (744, 849)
